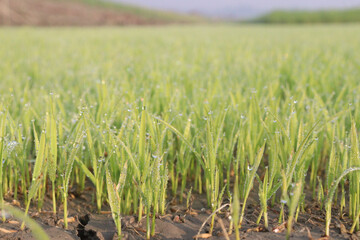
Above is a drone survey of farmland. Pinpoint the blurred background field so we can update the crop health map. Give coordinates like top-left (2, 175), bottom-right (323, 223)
top-left (0, 0), bottom-right (360, 25)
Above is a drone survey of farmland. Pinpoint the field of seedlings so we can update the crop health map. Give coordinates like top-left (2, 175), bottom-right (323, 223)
top-left (0, 25), bottom-right (360, 240)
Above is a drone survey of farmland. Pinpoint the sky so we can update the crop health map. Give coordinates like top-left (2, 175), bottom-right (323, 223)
top-left (113, 0), bottom-right (360, 19)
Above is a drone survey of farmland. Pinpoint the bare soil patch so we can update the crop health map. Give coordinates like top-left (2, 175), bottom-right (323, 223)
top-left (0, 184), bottom-right (358, 240)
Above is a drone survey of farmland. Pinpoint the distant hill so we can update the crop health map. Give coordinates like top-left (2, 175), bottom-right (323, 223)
top-left (251, 8), bottom-right (360, 24)
top-left (0, 0), bottom-right (202, 26)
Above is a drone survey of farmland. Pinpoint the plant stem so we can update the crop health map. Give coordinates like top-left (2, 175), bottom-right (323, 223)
top-left (63, 193), bottom-right (68, 229)
top-left (52, 181), bottom-right (56, 215)
top-left (146, 209), bottom-right (150, 240)
top-left (138, 198), bottom-right (143, 223)
top-left (116, 214), bottom-right (122, 239)
top-left (20, 200), bottom-right (31, 230)
top-left (151, 209), bottom-right (156, 237)
top-left (209, 213), bottom-right (216, 234)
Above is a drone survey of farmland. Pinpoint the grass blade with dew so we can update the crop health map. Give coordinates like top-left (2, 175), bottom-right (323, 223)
top-left (239, 142), bottom-right (265, 228)
top-left (155, 116), bottom-right (204, 168)
top-left (48, 100), bottom-right (58, 215)
top-left (21, 127), bottom-right (46, 230)
top-left (82, 111), bottom-right (104, 212)
top-left (349, 119), bottom-right (360, 229)
top-left (62, 122), bottom-right (84, 229)
top-left (286, 181), bottom-right (302, 240)
top-left (0, 107), bottom-right (7, 222)
top-left (137, 107), bottom-right (146, 223)
top-left (325, 167), bottom-right (360, 236)
top-left (105, 164), bottom-right (122, 239)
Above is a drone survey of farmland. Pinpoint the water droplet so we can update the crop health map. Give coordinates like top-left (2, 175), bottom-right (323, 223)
top-left (7, 141), bottom-right (19, 153)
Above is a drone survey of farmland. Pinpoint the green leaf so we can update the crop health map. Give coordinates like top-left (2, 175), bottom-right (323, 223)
top-left (64, 123), bottom-right (84, 191)
top-left (106, 166), bottom-right (120, 217)
top-left (155, 116), bottom-right (204, 169)
top-left (33, 130), bottom-right (46, 181)
top-left (49, 116), bottom-right (57, 182)
top-left (75, 156), bottom-right (96, 184)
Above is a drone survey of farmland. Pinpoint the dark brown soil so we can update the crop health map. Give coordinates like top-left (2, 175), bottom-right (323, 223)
top-left (0, 0), bottom-right (165, 26)
top-left (0, 185), bottom-right (359, 240)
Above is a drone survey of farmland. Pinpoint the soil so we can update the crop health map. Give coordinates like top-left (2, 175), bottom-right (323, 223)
top-left (0, 184), bottom-right (359, 240)
top-left (0, 0), bottom-right (165, 26)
